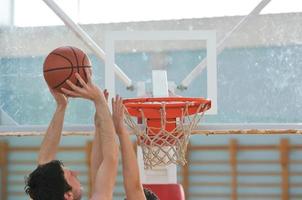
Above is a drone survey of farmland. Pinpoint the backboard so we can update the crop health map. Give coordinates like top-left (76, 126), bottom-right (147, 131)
top-left (104, 30), bottom-right (217, 114)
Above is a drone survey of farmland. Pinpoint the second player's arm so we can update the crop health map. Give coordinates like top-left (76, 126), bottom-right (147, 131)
top-left (112, 96), bottom-right (146, 200)
top-left (118, 129), bottom-right (146, 200)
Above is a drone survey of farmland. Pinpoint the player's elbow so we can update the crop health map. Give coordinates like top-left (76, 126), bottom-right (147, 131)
top-left (107, 145), bottom-right (119, 160)
top-left (104, 151), bottom-right (119, 164)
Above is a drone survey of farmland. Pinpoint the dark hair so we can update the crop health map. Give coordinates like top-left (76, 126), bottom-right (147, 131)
top-left (143, 188), bottom-right (159, 200)
top-left (124, 188), bottom-right (159, 200)
top-left (25, 160), bottom-right (72, 200)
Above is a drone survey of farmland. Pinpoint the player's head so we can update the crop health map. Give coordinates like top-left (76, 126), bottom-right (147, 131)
top-left (124, 188), bottom-right (159, 200)
top-left (25, 160), bottom-right (83, 200)
top-left (143, 188), bottom-right (159, 200)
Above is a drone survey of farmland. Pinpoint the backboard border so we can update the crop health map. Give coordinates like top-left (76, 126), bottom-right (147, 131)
top-left (104, 30), bottom-right (217, 114)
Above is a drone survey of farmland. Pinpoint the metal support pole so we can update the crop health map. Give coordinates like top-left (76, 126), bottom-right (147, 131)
top-left (178, 0), bottom-right (272, 90)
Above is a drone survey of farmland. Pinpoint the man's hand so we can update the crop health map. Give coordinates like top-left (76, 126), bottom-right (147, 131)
top-left (50, 88), bottom-right (68, 108)
top-left (61, 68), bottom-right (106, 104)
top-left (112, 95), bottom-right (126, 135)
top-left (94, 89), bottom-right (109, 127)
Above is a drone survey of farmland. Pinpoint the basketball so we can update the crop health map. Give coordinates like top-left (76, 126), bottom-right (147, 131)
top-left (43, 46), bottom-right (91, 93)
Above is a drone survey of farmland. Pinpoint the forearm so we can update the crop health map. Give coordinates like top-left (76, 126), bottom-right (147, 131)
top-left (92, 155), bottom-right (119, 200)
top-left (111, 95), bottom-right (145, 200)
top-left (92, 145), bottom-right (119, 198)
top-left (92, 101), bottom-right (119, 196)
top-left (118, 128), bottom-right (143, 191)
top-left (94, 101), bottom-right (118, 159)
top-left (38, 105), bottom-right (66, 165)
top-left (90, 114), bottom-right (104, 192)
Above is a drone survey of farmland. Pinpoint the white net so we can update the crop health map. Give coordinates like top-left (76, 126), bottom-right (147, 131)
top-left (124, 102), bottom-right (209, 169)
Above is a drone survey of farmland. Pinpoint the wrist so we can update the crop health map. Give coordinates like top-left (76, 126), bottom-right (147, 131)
top-left (116, 125), bottom-right (127, 135)
top-left (56, 104), bottom-right (67, 110)
top-left (94, 103), bottom-right (108, 117)
top-left (94, 97), bottom-right (107, 107)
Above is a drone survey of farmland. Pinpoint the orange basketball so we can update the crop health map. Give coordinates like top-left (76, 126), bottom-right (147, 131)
top-left (43, 46), bottom-right (91, 93)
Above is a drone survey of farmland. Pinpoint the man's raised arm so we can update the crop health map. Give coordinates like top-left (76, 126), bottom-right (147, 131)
top-left (38, 89), bottom-right (68, 165)
top-left (112, 95), bottom-right (146, 200)
top-left (62, 69), bottom-right (118, 200)
top-left (90, 90), bottom-right (110, 193)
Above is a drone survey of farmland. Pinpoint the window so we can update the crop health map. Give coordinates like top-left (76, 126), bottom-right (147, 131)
top-left (14, 0), bottom-right (78, 27)
top-left (13, 0), bottom-right (302, 27)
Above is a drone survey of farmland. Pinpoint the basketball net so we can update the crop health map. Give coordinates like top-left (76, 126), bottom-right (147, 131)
top-left (124, 102), bottom-right (208, 169)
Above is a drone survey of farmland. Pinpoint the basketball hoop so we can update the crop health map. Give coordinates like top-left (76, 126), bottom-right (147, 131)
top-left (123, 97), bottom-right (211, 169)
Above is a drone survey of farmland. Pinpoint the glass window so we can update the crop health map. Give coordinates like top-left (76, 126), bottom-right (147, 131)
top-left (13, 0), bottom-right (302, 26)
top-left (14, 0), bottom-right (78, 27)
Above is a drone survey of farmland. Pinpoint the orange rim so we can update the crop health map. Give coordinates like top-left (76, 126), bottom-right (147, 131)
top-left (123, 97), bottom-right (211, 119)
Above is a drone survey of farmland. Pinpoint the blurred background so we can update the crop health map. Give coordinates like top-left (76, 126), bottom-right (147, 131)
top-left (0, 0), bottom-right (302, 199)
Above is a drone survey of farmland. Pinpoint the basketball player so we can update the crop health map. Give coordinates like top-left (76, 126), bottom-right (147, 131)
top-left (25, 68), bottom-right (119, 200)
top-left (112, 95), bottom-right (158, 200)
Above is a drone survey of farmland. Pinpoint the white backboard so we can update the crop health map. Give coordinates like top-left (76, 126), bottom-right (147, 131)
top-left (104, 30), bottom-right (217, 114)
